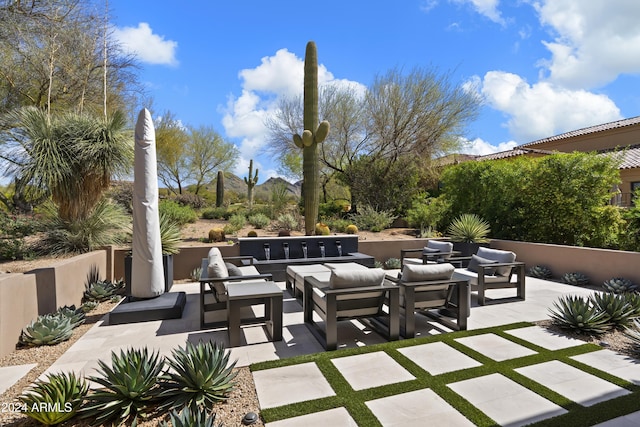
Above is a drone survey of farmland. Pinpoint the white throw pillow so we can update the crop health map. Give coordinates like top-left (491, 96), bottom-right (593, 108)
top-left (207, 247), bottom-right (229, 279)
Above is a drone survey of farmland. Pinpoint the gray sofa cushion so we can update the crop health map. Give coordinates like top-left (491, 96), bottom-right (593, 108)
top-left (329, 268), bottom-right (385, 289)
top-left (467, 254), bottom-right (498, 275)
top-left (476, 247), bottom-right (516, 276)
top-left (402, 263), bottom-right (454, 282)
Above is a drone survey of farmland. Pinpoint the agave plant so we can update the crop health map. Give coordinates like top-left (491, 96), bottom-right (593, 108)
top-left (561, 272), bottom-right (590, 287)
top-left (158, 341), bottom-right (237, 412)
top-left (548, 295), bottom-right (610, 335)
top-left (83, 279), bottom-right (118, 302)
top-left (55, 305), bottom-right (86, 328)
top-left (527, 265), bottom-right (552, 280)
top-left (383, 258), bottom-right (402, 270)
top-left (603, 277), bottom-right (638, 294)
top-left (447, 213), bottom-right (490, 243)
top-left (624, 318), bottom-right (640, 351)
top-left (159, 406), bottom-right (223, 427)
top-left (190, 266), bottom-right (203, 282)
top-left (80, 300), bottom-right (99, 312)
top-left (19, 314), bottom-right (74, 346)
top-left (591, 292), bottom-right (636, 328)
top-left (19, 372), bottom-right (88, 426)
top-left (81, 347), bottom-right (164, 425)
top-left (621, 292), bottom-right (640, 317)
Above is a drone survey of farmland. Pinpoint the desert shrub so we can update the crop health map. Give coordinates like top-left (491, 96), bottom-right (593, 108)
top-left (277, 213), bottom-right (299, 231)
top-left (318, 200), bottom-right (350, 219)
top-left (384, 258), bottom-right (401, 269)
top-left (201, 207), bottom-right (228, 220)
top-left (406, 195), bottom-right (448, 236)
top-left (108, 181), bottom-right (134, 214)
top-left (159, 200), bottom-right (198, 226)
top-left (222, 224), bottom-right (238, 236)
top-left (228, 214), bottom-right (246, 230)
top-left (0, 211), bottom-right (40, 260)
top-left (324, 218), bottom-right (350, 233)
top-left (173, 193), bottom-right (207, 209)
top-left (350, 205), bottom-right (396, 232)
top-left (248, 213), bottom-right (270, 229)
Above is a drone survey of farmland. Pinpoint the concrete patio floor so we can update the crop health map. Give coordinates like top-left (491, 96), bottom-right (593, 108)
top-left (2, 276), bottom-right (640, 426)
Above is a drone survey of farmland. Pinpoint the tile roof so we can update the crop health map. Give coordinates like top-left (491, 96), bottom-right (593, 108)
top-left (474, 148), bottom-right (555, 161)
top-left (519, 116), bottom-right (640, 148)
top-left (601, 145), bottom-right (640, 169)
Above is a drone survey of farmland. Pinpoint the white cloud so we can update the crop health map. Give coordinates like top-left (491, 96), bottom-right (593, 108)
top-left (461, 137), bottom-right (517, 155)
top-left (452, 0), bottom-right (505, 25)
top-left (112, 23), bottom-right (178, 66)
top-left (420, 0), bottom-right (439, 13)
top-left (534, 0), bottom-right (640, 88)
top-left (222, 49), bottom-right (365, 181)
top-left (479, 71), bottom-right (622, 142)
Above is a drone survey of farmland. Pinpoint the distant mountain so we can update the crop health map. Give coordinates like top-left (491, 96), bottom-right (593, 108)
top-left (210, 173), bottom-right (300, 200)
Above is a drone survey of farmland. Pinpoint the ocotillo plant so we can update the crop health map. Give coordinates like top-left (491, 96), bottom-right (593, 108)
top-left (216, 170), bottom-right (224, 207)
top-left (292, 41), bottom-right (330, 235)
top-left (244, 159), bottom-right (258, 209)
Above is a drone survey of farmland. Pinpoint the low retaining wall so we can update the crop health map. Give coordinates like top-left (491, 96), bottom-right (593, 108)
top-left (359, 239), bottom-right (431, 263)
top-left (491, 240), bottom-right (640, 285)
top-left (0, 273), bottom-right (38, 358)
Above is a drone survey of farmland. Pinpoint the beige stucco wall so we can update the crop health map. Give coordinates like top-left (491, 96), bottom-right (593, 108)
top-left (530, 125), bottom-right (640, 153)
top-left (491, 239), bottom-right (640, 285)
top-left (28, 250), bottom-right (107, 315)
top-left (359, 239), bottom-right (431, 262)
top-left (0, 273), bottom-right (38, 358)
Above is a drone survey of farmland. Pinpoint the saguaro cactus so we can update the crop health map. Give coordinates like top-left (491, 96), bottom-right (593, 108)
top-left (293, 41), bottom-right (330, 235)
top-left (216, 170), bottom-right (224, 207)
top-left (244, 159), bottom-right (258, 209)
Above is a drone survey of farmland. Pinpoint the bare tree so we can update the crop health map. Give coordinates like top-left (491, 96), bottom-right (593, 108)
top-left (188, 125), bottom-right (239, 195)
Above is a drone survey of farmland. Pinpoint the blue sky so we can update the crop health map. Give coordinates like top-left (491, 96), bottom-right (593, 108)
top-left (109, 0), bottom-right (640, 183)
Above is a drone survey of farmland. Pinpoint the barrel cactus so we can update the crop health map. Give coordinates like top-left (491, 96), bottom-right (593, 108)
top-left (527, 265), bottom-right (552, 280)
top-left (247, 230), bottom-right (258, 237)
top-left (19, 314), bottom-right (74, 346)
top-left (208, 228), bottom-right (225, 243)
top-left (345, 224), bottom-right (358, 234)
top-left (315, 222), bottom-right (330, 236)
top-left (293, 41), bottom-right (330, 235)
top-left (603, 277), bottom-right (638, 294)
top-left (561, 272), bottom-right (590, 287)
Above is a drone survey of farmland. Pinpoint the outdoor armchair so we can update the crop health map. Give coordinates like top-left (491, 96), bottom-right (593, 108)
top-left (199, 247), bottom-right (272, 328)
top-left (387, 263), bottom-right (469, 338)
top-left (303, 267), bottom-right (399, 351)
top-left (451, 247), bottom-right (525, 306)
top-left (400, 240), bottom-right (456, 268)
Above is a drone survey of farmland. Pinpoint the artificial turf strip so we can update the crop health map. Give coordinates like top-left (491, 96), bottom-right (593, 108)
top-left (252, 322), bottom-right (640, 426)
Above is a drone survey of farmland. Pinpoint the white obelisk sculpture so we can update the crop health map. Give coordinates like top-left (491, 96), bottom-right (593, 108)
top-left (131, 108), bottom-right (165, 298)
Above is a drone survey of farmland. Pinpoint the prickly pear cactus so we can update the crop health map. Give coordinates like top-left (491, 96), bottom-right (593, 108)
top-left (293, 41), bottom-right (330, 235)
top-left (244, 159), bottom-right (258, 209)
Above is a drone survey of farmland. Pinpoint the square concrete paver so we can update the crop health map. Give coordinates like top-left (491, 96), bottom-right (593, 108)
top-left (448, 373), bottom-right (567, 427)
top-left (398, 341), bottom-right (482, 375)
top-left (253, 362), bottom-right (335, 409)
top-left (515, 360), bottom-right (630, 406)
top-left (0, 364), bottom-right (37, 395)
top-left (572, 349), bottom-right (640, 385)
top-left (455, 333), bottom-right (537, 361)
top-left (593, 410), bottom-right (640, 427)
top-left (366, 388), bottom-right (475, 426)
top-left (266, 407), bottom-right (358, 427)
top-left (505, 325), bottom-right (585, 350)
top-left (331, 351), bottom-right (415, 391)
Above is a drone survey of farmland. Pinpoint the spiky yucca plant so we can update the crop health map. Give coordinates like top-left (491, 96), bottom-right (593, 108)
top-left (81, 347), bottom-right (164, 425)
top-left (549, 295), bottom-right (610, 335)
top-left (561, 272), bottom-right (590, 287)
top-left (159, 406), bottom-right (223, 427)
top-left (591, 292), bottom-right (636, 328)
top-left (447, 213), bottom-right (490, 243)
top-left (158, 341), bottom-right (237, 412)
top-left (55, 305), bottom-right (85, 328)
top-left (160, 212), bottom-right (182, 255)
top-left (603, 277), bottom-right (638, 294)
top-left (19, 372), bottom-right (88, 426)
top-left (19, 314), bottom-right (74, 346)
top-left (190, 267), bottom-right (202, 282)
top-left (528, 265), bottom-right (552, 280)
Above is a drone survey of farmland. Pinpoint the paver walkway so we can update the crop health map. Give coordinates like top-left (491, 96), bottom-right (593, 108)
top-left (2, 276), bottom-right (639, 426)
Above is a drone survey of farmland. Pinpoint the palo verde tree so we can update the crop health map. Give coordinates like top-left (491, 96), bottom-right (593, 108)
top-left (292, 41), bottom-right (330, 234)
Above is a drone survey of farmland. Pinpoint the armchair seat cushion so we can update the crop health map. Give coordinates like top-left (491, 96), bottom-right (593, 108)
top-left (401, 263), bottom-right (455, 282)
top-left (329, 267), bottom-right (385, 289)
top-left (452, 269), bottom-right (508, 286)
top-left (467, 255), bottom-right (498, 275)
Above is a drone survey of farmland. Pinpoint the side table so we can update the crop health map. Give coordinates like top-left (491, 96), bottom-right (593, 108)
top-left (226, 281), bottom-right (283, 347)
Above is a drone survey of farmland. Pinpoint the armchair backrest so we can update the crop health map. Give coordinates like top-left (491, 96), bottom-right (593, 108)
top-left (476, 247), bottom-right (516, 277)
top-left (426, 240), bottom-right (454, 259)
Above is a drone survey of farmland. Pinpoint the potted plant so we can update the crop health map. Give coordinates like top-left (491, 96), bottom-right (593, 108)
top-left (447, 213), bottom-right (490, 257)
top-left (124, 213), bottom-right (181, 294)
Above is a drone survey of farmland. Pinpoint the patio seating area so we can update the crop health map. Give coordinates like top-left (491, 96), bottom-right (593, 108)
top-left (2, 270), bottom-right (640, 425)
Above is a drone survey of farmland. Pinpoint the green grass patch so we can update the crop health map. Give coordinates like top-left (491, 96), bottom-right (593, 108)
top-left (252, 322), bottom-right (640, 426)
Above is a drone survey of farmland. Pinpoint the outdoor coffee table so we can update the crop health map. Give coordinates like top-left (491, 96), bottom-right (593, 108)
top-left (226, 281), bottom-right (283, 347)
